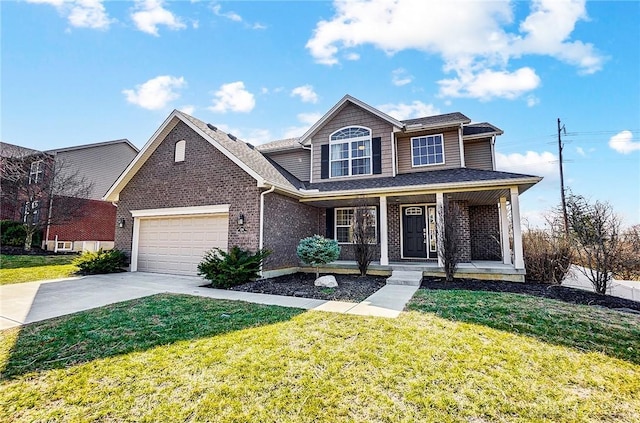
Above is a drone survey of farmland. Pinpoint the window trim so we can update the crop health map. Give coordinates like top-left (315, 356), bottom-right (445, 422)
top-left (23, 200), bottom-right (40, 223)
top-left (56, 241), bottom-right (73, 251)
top-left (29, 160), bottom-right (44, 184)
top-left (329, 126), bottom-right (373, 178)
top-left (334, 206), bottom-right (378, 244)
top-left (410, 134), bottom-right (445, 167)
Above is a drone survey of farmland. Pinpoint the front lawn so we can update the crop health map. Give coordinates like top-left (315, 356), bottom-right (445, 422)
top-left (1, 292), bottom-right (638, 422)
top-left (0, 254), bottom-right (77, 285)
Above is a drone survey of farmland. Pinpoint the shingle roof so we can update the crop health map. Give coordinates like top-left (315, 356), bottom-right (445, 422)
top-left (305, 168), bottom-right (538, 192)
top-left (0, 142), bottom-right (42, 158)
top-left (255, 138), bottom-right (302, 153)
top-left (402, 112), bottom-right (471, 127)
top-left (463, 122), bottom-right (503, 137)
top-left (177, 112), bottom-right (301, 192)
top-left (45, 139), bottom-right (138, 154)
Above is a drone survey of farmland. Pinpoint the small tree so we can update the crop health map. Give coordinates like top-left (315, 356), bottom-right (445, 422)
top-left (437, 199), bottom-right (462, 282)
top-left (352, 204), bottom-right (377, 276)
top-left (522, 227), bottom-right (572, 284)
top-left (198, 246), bottom-right (271, 288)
top-left (297, 235), bottom-right (340, 279)
top-left (566, 194), bottom-right (622, 295)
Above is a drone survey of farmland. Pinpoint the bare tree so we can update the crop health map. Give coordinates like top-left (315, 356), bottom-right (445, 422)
top-left (615, 225), bottom-right (640, 281)
top-left (352, 202), bottom-right (377, 276)
top-left (438, 199), bottom-right (462, 282)
top-left (1, 148), bottom-right (93, 251)
top-left (566, 194), bottom-right (622, 295)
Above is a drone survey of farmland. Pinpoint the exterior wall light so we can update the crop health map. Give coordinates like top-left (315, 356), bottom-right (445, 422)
top-left (237, 214), bottom-right (245, 226)
top-left (118, 218), bottom-right (125, 228)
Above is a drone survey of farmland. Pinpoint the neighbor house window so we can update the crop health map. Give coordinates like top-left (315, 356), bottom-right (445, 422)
top-left (23, 200), bottom-right (39, 224)
top-left (29, 160), bottom-right (43, 184)
top-left (330, 126), bottom-right (372, 177)
top-left (411, 135), bottom-right (444, 166)
top-left (56, 241), bottom-right (73, 251)
top-left (335, 207), bottom-right (377, 244)
top-left (174, 140), bottom-right (186, 162)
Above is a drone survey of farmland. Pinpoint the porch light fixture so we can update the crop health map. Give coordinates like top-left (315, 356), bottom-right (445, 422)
top-left (118, 218), bottom-right (125, 228)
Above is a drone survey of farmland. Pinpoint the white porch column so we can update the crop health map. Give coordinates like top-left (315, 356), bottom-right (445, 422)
top-left (499, 197), bottom-right (512, 265)
top-left (436, 192), bottom-right (444, 268)
top-left (379, 195), bottom-right (389, 266)
top-left (510, 187), bottom-right (525, 269)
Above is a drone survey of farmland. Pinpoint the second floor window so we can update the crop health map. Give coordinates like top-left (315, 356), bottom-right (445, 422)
top-left (330, 126), bottom-right (372, 177)
top-left (29, 160), bottom-right (43, 184)
top-left (411, 135), bottom-right (444, 166)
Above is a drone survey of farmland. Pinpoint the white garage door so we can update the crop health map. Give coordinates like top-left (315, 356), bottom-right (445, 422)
top-left (137, 214), bottom-right (228, 275)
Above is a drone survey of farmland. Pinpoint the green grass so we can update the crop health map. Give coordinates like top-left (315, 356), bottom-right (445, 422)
top-left (1, 293), bottom-right (639, 422)
top-left (0, 254), bottom-right (77, 285)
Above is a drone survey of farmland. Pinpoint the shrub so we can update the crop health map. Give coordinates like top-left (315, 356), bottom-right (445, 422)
top-left (73, 249), bottom-right (127, 275)
top-left (297, 235), bottom-right (340, 279)
top-left (0, 220), bottom-right (41, 247)
top-left (523, 229), bottom-right (572, 284)
top-left (198, 246), bottom-right (270, 288)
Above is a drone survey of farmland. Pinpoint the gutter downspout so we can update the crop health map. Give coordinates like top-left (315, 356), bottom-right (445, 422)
top-left (259, 184), bottom-right (276, 276)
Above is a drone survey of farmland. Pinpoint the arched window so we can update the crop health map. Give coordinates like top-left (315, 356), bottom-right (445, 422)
top-left (174, 140), bottom-right (186, 162)
top-left (329, 126), bottom-right (371, 177)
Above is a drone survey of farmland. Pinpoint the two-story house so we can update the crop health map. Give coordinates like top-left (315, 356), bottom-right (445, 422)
top-left (105, 95), bottom-right (541, 281)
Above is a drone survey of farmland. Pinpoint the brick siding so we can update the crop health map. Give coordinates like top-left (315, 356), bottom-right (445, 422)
top-left (388, 203), bottom-right (401, 261)
top-left (263, 192), bottom-right (322, 269)
top-left (115, 121), bottom-right (262, 263)
top-left (469, 204), bottom-right (502, 260)
top-left (450, 200), bottom-right (471, 262)
top-left (48, 197), bottom-right (116, 241)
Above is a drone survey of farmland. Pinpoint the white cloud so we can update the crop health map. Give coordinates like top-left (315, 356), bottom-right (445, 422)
top-left (495, 150), bottom-right (558, 179)
top-left (306, 0), bottom-right (604, 100)
top-left (291, 85), bottom-right (319, 103)
top-left (576, 146), bottom-right (585, 157)
top-left (122, 75), bottom-right (186, 110)
top-left (391, 68), bottom-right (413, 86)
top-left (252, 22), bottom-right (267, 30)
top-left (179, 105), bottom-right (195, 115)
top-left (131, 0), bottom-right (186, 36)
top-left (282, 112), bottom-right (323, 138)
top-left (438, 67), bottom-right (541, 100)
top-left (608, 130), bottom-right (640, 154)
top-left (377, 101), bottom-right (440, 120)
top-left (209, 81), bottom-right (255, 113)
top-left (344, 52), bottom-right (360, 61)
top-left (243, 129), bottom-right (272, 145)
top-left (212, 4), bottom-right (242, 22)
top-left (27, 0), bottom-right (112, 29)
top-left (526, 95), bottom-right (540, 107)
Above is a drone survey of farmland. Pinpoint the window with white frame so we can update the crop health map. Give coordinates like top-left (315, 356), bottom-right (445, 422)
top-left (174, 140), bottom-right (186, 162)
top-left (330, 127), bottom-right (372, 177)
top-left (29, 160), bottom-right (43, 184)
top-left (57, 241), bottom-right (73, 251)
top-left (335, 207), bottom-right (377, 244)
top-left (23, 200), bottom-right (39, 224)
top-left (411, 135), bottom-right (444, 167)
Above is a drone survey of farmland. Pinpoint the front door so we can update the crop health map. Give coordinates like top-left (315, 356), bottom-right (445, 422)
top-left (402, 206), bottom-right (427, 258)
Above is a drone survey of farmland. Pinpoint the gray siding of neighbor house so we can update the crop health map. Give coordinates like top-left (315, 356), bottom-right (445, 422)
top-left (267, 149), bottom-right (310, 182)
top-left (396, 128), bottom-right (462, 174)
top-left (114, 121), bottom-right (262, 262)
top-left (263, 192), bottom-right (322, 269)
top-left (56, 142), bottom-right (137, 200)
top-left (464, 139), bottom-right (494, 170)
top-left (311, 102), bottom-right (394, 182)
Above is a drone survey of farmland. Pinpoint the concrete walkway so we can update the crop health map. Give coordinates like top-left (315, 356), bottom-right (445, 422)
top-left (0, 272), bottom-right (418, 330)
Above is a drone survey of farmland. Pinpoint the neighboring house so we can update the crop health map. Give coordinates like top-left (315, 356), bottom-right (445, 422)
top-left (105, 95), bottom-right (541, 281)
top-left (0, 139), bottom-right (138, 252)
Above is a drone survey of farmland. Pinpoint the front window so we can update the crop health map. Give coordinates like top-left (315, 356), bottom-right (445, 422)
top-left (411, 135), bottom-right (444, 167)
top-left (29, 160), bottom-right (43, 184)
top-left (335, 207), bottom-right (377, 244)
top-left (23, 200), bottom-right (40, 224)
top-left (330, 127), bottom-right (372, 177)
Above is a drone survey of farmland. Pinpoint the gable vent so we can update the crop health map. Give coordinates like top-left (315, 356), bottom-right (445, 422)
top-left (228, 133), bottom-right (237, 141)
top-left (206, 123), bottom-right (218, 132)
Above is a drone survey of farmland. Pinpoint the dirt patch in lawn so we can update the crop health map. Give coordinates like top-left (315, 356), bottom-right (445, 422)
top-left (421, 277), bottom-right (640, 312)
top-left (225, 273), bottom-right (387, 302)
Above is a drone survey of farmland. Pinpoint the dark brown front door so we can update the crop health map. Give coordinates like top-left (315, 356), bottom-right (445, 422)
top-left (402, 206), bottom-right (427, 258)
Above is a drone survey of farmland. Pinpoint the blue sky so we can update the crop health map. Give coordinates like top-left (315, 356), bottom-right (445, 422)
top-left (2, 0), bottom-right (639, 227)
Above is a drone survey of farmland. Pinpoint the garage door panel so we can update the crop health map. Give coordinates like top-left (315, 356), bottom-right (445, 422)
top-left (137, 214), bottom-right (228, 276)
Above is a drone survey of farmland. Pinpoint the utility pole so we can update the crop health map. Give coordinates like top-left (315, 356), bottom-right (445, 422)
top-left (558, 118), bottom-right (569, 236)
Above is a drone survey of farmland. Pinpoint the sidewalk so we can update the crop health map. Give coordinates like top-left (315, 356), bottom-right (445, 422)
top-left (0, 272), bottom-right (418, 330)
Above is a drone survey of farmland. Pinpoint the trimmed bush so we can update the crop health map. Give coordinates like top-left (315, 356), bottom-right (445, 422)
top-left (523, 230), bottom-right (572, 284)
top-left (297, 235), bottom-right (341, 278)
top-left (198, 246), bottom-right (270, 288)
top-left (1, 220), bottom-right (41, 247)
top-left (73, 249), bottom-right (127, 275)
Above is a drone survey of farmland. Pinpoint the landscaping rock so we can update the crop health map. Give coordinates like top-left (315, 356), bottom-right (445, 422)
top-left (315, 275), bottom-right (338, 288)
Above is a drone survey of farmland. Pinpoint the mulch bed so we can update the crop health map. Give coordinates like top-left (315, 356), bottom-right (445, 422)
top-left (226, 273), bottom-right (387, 302)
top-left (421, 277), bottom-right (640, 312)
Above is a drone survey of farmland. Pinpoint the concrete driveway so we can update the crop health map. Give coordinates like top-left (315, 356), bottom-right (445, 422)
top-left (1, 272), bottom-right (416, 329)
